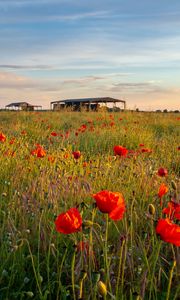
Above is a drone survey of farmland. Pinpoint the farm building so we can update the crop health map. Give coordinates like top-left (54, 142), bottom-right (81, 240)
top-left (50, 97), bottom-right (126, 111)
top-left (5, 102), bottom-right (42, 111)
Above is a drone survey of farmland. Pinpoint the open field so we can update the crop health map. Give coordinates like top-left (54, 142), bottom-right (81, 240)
top-left (0, 111), bottom-right (179, 300)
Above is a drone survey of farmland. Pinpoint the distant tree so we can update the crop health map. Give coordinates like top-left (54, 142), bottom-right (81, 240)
top-left (156, 110), bottom-right (161, 113)
top-left (174, 110), bottom-right (179, 113)
top-left (163, 109), bottom-right (168, 113)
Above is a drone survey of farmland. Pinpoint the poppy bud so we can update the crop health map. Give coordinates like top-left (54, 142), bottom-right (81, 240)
top-left (148, 204), bottom-right (155, 215)
top-left (171, 180), bottom-right (177, 190)
top-left (26, 291), bottom-right (34, 298)
top-left (97, 280), bottom-right (107, 297)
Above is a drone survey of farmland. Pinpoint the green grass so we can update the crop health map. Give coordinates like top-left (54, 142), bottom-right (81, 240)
top-left (0, 110), bottom-right (179, 299)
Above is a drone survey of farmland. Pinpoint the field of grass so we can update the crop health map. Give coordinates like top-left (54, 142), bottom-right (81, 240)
top-left (0, 110), bottom-right (179, 300)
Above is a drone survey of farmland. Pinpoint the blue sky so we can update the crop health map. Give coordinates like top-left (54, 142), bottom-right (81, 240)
top-left (0, 0), bottom-right (180, 110)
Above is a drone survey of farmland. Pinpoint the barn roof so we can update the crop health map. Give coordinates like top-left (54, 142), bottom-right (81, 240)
top-left (6, 102), bottom-right (42, 108)
top-left (51, 97), bottom-right (126, 104)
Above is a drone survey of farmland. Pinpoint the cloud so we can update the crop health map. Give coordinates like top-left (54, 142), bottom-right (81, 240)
top-left (0, 71), bottom-right (52, 90)
top-left (0, 64), bottom-right (53, 70)
top-left (0, 10), bottom-right (109, 24)
top-left (0, 71), bottom-right (108, 91)
top-left (105, 81), bottom-right (172, 95)
top-left (62, 76), bottom-right (103, 86)
top-left (0, 0), bottom-right (70, 5)
top-left (0, 71), bottom-right (33, 88)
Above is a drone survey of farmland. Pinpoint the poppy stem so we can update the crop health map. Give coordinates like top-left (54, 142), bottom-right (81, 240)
top-left (56, 247), bottom-right (68, 300)
top-left (104, 214), bottom-right (109, 291)
top-left (89, 207), bottom-right (97, 298)
top-left (71, 250), bottom-right (76, 300)
top-left (166, 260), bottom-right (176, 300)
top-left (115, 239), bottom-right (125, 298)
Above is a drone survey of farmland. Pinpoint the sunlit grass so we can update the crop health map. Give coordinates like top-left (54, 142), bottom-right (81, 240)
top-left (0, 110), bottom-right (179, 299)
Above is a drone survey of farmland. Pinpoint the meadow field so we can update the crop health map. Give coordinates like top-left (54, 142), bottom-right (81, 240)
top-left (0, 110), bottom-right (179, 300)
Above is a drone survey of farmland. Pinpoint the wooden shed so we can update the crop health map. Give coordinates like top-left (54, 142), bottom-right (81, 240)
top-left (5, 102), bottom-right (42, 111)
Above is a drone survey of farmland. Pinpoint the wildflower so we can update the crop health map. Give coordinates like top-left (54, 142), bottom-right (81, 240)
top-left (158, 183), bottom-right (168, 198)
top-left (65, 131), bottom-right (70, 139)
top-left (36, 146), bottom-right (46, 158)
top-left (31, 145), bottom-right (46, 158)
top-left (0, 132), bottom-right (6, 142)
top-left (141, 148), bottom-right (152, 153)
top-left (79, 124), bottom-right (87, 132)
top-left (55, 208), bottom-right (82, 234)
top-left (139, 143), bottom-right (144, 147)
top-left (9, 138), bottom-right (15, 145)
top-left (92, 190), bottom-right (125, 221)
top-left (48, 155), bottom-right (55, 163)
top-left (156, 218), bottom-right (180, 247)
top-left (113, 145), bottom-right (128, 157)
top-left (83, 161), bottom-right (88, 167)
top-left (51, 131), bottom-right (58, 137)
top-left (72, 151), bottom-right (81, 160)
top-left (64, 153), bottom-right (69, 159)
top-left (163, 201), bottom-right (180, 221)
top-left (157, 167), bottom-right (168, 177)
top-left (21, 130), bottom-right (27, 135)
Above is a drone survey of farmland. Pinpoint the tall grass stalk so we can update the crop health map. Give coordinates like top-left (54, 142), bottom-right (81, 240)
top-left (166, 261), bottom-right (176, 300)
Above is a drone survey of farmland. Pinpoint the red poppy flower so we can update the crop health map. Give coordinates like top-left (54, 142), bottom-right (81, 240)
top-left (0, 133), bottom-right (6, 142)
top-left (92, 190), bottom-right (125, 221)
top-left (36, 147), bottom-right (46, 158)
top-left (156, 218), bottom-right (180, 247)
top-left (65, 131), bottom-right (70, 139)
top-left (31, 145), bottom-right (46, 158)
top-left (83, 161), bottom-right (88, 167)
top-left (21, 130), bottom-right (27, 135)
top-left (48, 155), bottom-right (55, 163)
top-left (158, 183), bottom-right (168, 198)
top-left (9, 138), bottom-right (15, 145)
top-left (141, 148), bottom-right (152, 153)
top-left (55, 208), bottom-right (82, 234)
top-left (79, 124), bottom-right (87, 132)
top-left (51, 131), bottom-right (58, 137)
top-left (163, 201), bottom-right (180, 221)
top-left (157, 168), bottom-right (168, 177)
top-left (113, 145), bottom-right (128, 157)
top-left (139, 143), bottom-right (144, 147)
top-left (64, 153), bottom-right (69, 159)
top-left (72, 151), bottom-right (81, 159)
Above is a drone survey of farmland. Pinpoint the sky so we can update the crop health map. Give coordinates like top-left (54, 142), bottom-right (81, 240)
top-left (0, 0), bottom-right (180, 110)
